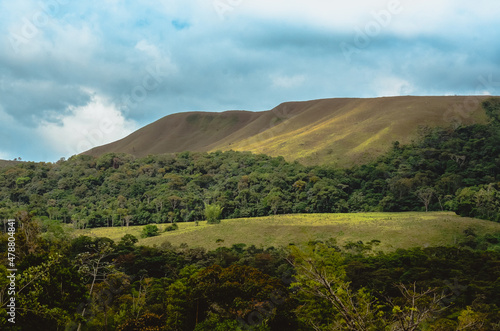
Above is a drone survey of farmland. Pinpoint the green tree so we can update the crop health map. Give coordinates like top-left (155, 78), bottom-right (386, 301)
top-left (11, 254), bottom-right (86, 330)
top-left (265, 189), bottom-right (283, 215)
top-left (482, 97), bottom-right (500, 124)
top-left (288, 243), bottom-right (384, 330)
top-left (204, 203), bottom-right (223, 224)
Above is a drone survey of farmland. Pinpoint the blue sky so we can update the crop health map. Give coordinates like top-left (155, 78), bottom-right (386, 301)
top-left (0, 0), bottom-right (499, 162)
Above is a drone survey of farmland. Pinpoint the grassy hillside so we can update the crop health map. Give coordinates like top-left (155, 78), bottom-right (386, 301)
top-left (83, 96), bottom-right (490, 166)
top-left (76, 212), bottom-right (500, 251)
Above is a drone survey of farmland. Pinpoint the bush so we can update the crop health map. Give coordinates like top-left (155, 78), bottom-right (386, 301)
top-left (165, 223), bottom-right (178, 232)
top-left (141, 224), bottom-right (159, 238)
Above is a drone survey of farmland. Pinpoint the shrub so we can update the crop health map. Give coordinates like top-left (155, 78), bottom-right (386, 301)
top-left (141, 224), bottom-right (159, 238)
top-left (165, 223), bottom-right (178, 232)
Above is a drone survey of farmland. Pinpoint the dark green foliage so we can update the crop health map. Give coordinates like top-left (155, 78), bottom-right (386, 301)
top-left (142, 224), bottom-right (160, 238)
top-left (3, 218), bottom-right (500, 331)
top-left (119, 234), bottom-right (139, 247)
top-left (455, 183), bottom-right (500, 222)
top-left (164, 222), bottom-right (178, 232)
top-left (117, 313), bottom-right (165, 331)
top-left (483, 97), bottom-right (500, 124)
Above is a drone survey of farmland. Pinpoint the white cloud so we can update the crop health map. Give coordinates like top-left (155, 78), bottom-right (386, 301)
top-left (238, 0), bottom-right (499, 37)
top-left (372, 76), bottom-right (413, 97)
top-left (271, 74), bottom-right (306, 89)
top-left (134, 40), bottom-right (178, 76)
top-left (37, 94), bottom-right (138, 157)
top-left (237, 0), bottom-right (411, 32)
top-left (0, 150), bottom-right (11, 160)
top-left (135, 40), bottom-right (162, 60)
top-left (1, 0), bottom-right (499, 161)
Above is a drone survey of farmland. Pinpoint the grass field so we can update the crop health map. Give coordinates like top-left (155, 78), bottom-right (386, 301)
top-left (75, 212), bottom-right (500, 251)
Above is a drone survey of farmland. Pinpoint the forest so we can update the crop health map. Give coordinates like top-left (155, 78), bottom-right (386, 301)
top-left (1, 98), bottom-right (500, 330)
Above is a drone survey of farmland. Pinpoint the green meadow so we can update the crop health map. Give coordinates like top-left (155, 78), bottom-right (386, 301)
top-left (75, 211), bottom-right (500, 251)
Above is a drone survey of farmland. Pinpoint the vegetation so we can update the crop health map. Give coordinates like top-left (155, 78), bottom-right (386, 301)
top-left (204, 203), bottom-right (223, 224)
top-left (1, 212), bottom-right (500, 330)
top-left (141, 224), bottom-right (159, 238)
top-left (78, 212), bottom-right (500, 252)
top-left (0, 98), bottom-right (499, 329)
top-left (0, 98), bottom-right (499, 227)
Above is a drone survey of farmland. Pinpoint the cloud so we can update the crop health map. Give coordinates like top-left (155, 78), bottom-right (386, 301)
top-left (371, 77), bottom-right (413, 96)
top-left (0, 0), bottom-right (500, 161)
top-left (135, 40), bottom-right (163, 60)
top-left (271, 74), bottom-right (306, 89)
top-left (0, 150), bottom-right (11, 160)
top-left (37, 94), bottom-right (138, 157)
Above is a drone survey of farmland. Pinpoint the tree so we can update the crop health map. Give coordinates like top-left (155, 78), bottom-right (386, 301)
top-left (482, 97), bottom-right (500, 124)
top-left (85, 271), bottom-right (131, 330)
top-left (288, 243), bottom-right (456, 331)
top-left (415, 187), bottom-right (434, 212)
top-left (288, 243), bottom-right (384, 330)
top-left (454, 186), bottom-right (478, 217)
top-left (204, 203), bottom-right (223, 224)
top-left (76, 240), bottom-right (115, 331)
top-left (388, 282), bottom-right (447, 331)
top-left (118, 234), bottom-right (138, 248)
top-left (292, 180), bottom-right (306, 192)
top-left (456, 306), bottom-right (486, 331)
top-left (6, 254), bottom-right (86, 330)
top-left (265, 190), bottom-right (283, 215)
top-left (124, 215), bottom-right (133, 228)
top-left (191, 264), bottom-right (285, 328)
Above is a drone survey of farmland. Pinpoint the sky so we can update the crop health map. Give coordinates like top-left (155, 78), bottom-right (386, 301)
top-left (0, 0), bottom-right (499, 162)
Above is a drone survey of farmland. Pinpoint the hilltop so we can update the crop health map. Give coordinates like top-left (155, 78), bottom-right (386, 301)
top-left (0, 159), bottom-right (21, 168)
top-left (83, 96), bottom-right (490, 166)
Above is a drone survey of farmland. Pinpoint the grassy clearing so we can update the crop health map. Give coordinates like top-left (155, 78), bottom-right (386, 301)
top-left (74, 212), bottom-right (500, 252)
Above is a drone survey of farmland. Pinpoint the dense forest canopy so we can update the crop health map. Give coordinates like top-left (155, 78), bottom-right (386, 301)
top-left (1, 212), bottom-right (500, 330)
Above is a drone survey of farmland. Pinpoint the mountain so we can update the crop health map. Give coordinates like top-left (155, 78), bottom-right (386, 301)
top-left (83, 96), bottom-right (490, 166)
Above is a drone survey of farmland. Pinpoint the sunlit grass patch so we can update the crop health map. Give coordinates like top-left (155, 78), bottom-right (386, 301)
top-left (74, 212), bottom-right (500, 252)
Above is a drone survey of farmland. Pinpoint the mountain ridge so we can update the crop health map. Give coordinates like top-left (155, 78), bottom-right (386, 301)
top-left (83, 96), bottom-right (491, 166)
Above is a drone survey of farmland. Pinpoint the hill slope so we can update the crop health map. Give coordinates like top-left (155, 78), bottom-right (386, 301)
top-left (0, 159), bottom-right (21, 168)
top-left (83, 96), bottom-right (490, 166)
top-left (77, 212), bottom-right (500, 251)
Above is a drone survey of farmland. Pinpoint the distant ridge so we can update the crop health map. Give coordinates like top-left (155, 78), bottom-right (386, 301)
top-left (0, 159), bottom-right (22, 168)
top-left (83, 96), bottom-right (491, 166)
